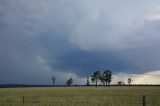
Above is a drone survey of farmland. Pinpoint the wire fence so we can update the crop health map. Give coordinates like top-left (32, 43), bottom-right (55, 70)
top-left (0, 95), bottom-right (160, 106)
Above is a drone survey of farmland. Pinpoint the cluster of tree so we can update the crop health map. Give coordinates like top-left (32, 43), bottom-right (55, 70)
top-left (117, 81), bottom-right (125, 85)
top-left (117, 78), bottom-right (133, 86)
top-left (51, 75), bottom-right (74, 86)
top-left (91, 70), bottom-right (112, 87)
top-left (51, 71), bottom-right (134, 87)
top-left (66, 77), bottom-right (73, 86)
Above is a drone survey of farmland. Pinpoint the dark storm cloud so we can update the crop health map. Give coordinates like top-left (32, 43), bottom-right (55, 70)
top-left (46, 49), bottom-right (131, 76)
top-left (0, 0), bottom-right (160, 84)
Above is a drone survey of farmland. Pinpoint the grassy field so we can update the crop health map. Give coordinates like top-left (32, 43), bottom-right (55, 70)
top-left (0, 86), bottom-right (160, 106)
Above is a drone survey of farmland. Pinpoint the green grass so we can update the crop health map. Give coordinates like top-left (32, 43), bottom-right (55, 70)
top-left (0, 86), bottom-right (160, 106)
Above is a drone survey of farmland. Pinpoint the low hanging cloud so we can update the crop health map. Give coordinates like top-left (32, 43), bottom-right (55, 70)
top-left (0, 0), bottom-right (160, 84)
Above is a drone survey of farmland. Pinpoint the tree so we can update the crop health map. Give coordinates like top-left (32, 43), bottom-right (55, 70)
top-left (86, 77), bottom-right (90, 86)
top-left (118, 81), bottom-right (125, 86)
top-left (91, 71), bottom-right (101, 87)
top-left (127, 78), bottom-right (133, 85)
top-left (51, 75), bottom-right (56, 87)
top-left (66, 77), bottom-right (73, 86)
top-left (103, 70), bottom-right (112, 87)
top-left (99, 74), bottom-right (105, 85)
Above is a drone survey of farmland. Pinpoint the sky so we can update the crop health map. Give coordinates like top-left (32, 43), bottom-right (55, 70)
top-left (0, 0), bottom-right (160, 85)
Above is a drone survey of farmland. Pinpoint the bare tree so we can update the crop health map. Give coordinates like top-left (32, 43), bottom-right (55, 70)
top-left (52, 75), bottom-right (56, 87)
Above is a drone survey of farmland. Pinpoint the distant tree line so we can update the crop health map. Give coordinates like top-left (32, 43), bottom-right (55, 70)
top-left (51, 69), bottom-right (134, 87)
top-left (91, 70), bottom-right (112, 87)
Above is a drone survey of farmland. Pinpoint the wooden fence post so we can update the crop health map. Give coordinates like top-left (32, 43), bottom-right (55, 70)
top-left (23, 96), bottom-right (24, 105)
top-left (143, 95), bottom-right (146, 106)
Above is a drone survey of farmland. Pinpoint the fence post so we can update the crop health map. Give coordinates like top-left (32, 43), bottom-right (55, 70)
top-left (23, 96), bottom-right (24, 105)
top-left (143, 95), bottom-right (146, 106)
